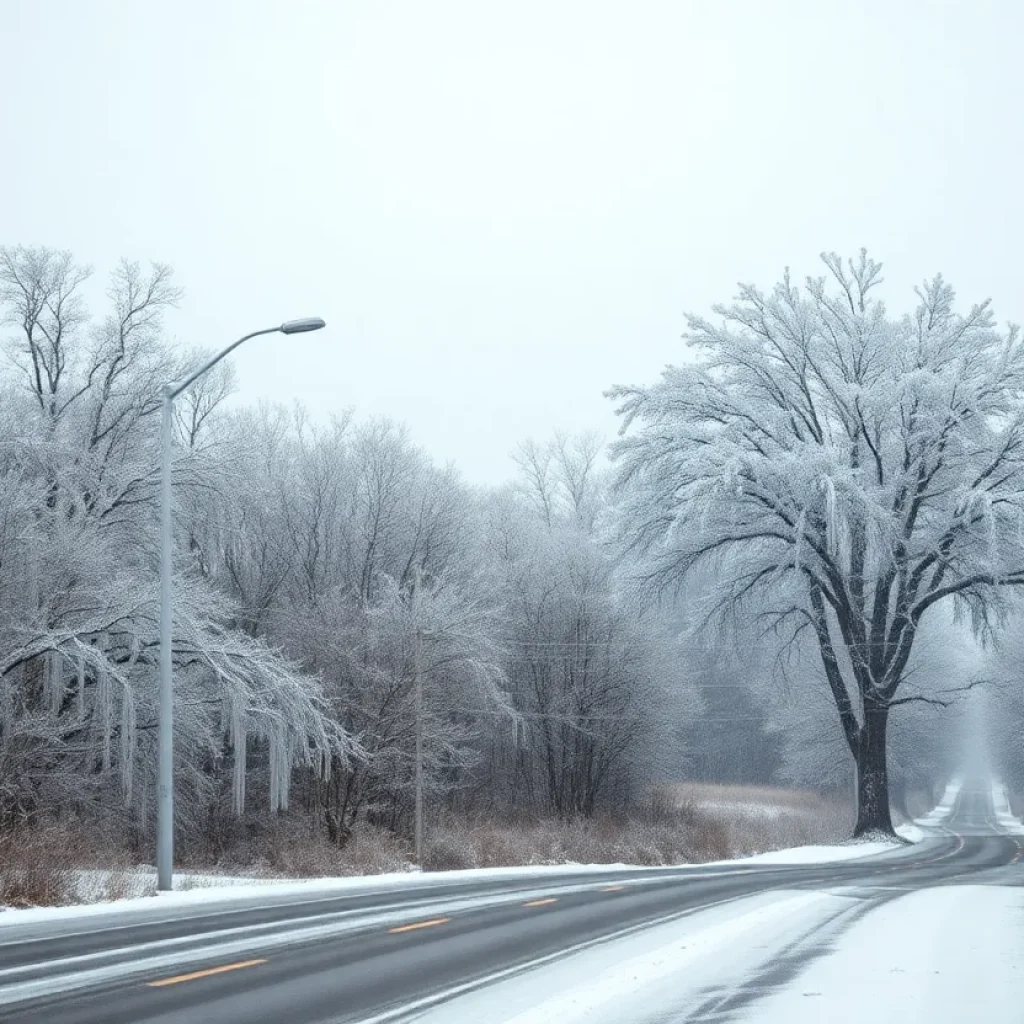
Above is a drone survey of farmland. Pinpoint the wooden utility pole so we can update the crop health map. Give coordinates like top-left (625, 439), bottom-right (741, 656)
top-left (413, 565), bottom-right (424, 867)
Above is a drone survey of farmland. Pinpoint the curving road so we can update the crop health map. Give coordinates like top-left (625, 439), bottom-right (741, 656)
top-left (0, 779), bottom-right (1019, 1023)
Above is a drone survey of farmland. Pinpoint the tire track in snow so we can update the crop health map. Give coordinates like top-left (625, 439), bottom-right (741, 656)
top-left (677, 886), bottom-right (906, 1023)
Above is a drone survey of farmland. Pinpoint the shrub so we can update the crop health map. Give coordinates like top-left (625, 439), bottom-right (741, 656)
top-left (0, 828), bottom-right (78, 908)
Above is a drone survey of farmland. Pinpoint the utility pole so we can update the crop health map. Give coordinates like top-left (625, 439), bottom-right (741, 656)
top-left (157, 385), bottom-right (174, 893)
top-left (413, 565), bottom-right (424, 867)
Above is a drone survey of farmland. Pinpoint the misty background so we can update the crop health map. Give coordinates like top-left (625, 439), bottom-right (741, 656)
top-left (4, 0), bottom-right (1024, 483)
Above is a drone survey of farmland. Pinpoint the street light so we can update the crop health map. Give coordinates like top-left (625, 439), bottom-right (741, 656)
top-left (281, 317), bottom-right (326, 334)
top-left (157, 318), bottom-right (325, 892)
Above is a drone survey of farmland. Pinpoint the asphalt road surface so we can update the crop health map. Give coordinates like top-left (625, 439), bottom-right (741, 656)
top-left (0, 779), bottom-right (1019, 1024)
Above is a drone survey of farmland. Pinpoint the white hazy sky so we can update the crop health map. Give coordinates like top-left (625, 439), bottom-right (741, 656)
top-left (3, 0), bottom-right (1023, 483)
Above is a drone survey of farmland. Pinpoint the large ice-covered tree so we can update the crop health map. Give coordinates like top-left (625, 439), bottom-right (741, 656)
top-left (610, 251), bottom-right (1024, 835)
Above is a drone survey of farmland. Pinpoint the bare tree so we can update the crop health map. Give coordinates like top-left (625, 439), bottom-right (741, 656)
top-left (489, 441), bottom-right (682, 818)
top-left (0, 246), bottom-right (92, 421)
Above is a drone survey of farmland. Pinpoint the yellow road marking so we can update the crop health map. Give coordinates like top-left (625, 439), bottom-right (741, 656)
top-left (388, 917), bottom-right (450, 933)
top-left (146, 959), bottom-right (268, 988)
top-left (602, 885), bottom-right (625, 892)
top-left (523, 898), bottom-right (558, 907)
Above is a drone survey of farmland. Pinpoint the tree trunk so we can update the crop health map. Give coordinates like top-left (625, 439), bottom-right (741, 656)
top-left (853, 702), bottom-right (895, 837)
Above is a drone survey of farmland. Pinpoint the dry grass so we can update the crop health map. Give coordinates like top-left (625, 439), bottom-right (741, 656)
top-left (0, 783), bottom-right (858, 906)
top-left (0, 824), bottom-right (143, 907)
top-left (0, 826), bottom-right (82, 908)
top-left (191, 821), bottom-right (413, 879)
top-left (666, 782), bottom-right (852, 857)
top-left (670, 782), bottom-right (834, 812)
top-left (421, 784), bottom-right (850, 871)
top-left (422, 807), bottom-right (731, 871)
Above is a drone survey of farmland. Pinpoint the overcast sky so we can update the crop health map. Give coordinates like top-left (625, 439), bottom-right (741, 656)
top-left (3, 0), bottom-right (1022, 483)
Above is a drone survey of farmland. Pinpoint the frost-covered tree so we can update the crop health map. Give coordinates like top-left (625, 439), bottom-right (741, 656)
top-left (610, 251), bottom-right (1024, 835)
top-left (185, 405), bottom-right (509, 843)
top-left (0, 247), bottom-right (354, 848)
top-left (480, 437), bottom-right (688, 817)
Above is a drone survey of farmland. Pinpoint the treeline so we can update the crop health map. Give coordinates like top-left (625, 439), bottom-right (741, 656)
top-left (0, 247), bottom-right (713, 862)
top-left (0, 246), bottom-right (965, 866)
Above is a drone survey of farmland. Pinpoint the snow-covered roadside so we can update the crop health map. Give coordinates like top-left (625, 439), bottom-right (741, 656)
top-left (0, 863), bottom-right (662, 928)
top-left (0, 833), bottom-right (906, 930)
top-left (395, 780), bottom-right (1007, 1024)
top-left (397, 888), bottom-right (856, 1024)
top-left (895, 776), bottom-right (1024, 840)
top-left (990, 779), bottom-right (1024, 835)
top-left (725, 839), bottom-right (901, 866)
top-left (912, 776), bottom-right (962, 827)
top-left (729, 886), bottom-right (1024, 1023)
top-left (72, 867), bottom-right (284, 900)
top-left (892, 776), bottom-right (965, 843)
top-left (455, 884), bottom-right (1024, 1024)
top-left (2, 786), bottom-right (945, 923)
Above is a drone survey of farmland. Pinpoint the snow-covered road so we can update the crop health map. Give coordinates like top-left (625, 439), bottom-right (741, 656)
top-left (723, 885), bottom-right (1024, 1024)
top-left (1, 778), bottom-right (1020, 1024)
top-left (408, 777), bottom-right (1024, 1024)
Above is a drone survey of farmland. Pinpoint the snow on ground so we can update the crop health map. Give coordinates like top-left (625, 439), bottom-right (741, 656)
top-left (0, 834), bottom-right (907, 928)
top-left (4, 783), bottom-right (946, 921)
top-left (729, 886), bottom-right (1024, 1024)
top-left (403, 804), bottom-right (1018, 1024)
top-left (403, 888), bottom-right (853, 1024)
top-left (895, 822), bottom-right (927, 842)
top-left (892, 776), bottom-right (966, 842)
top-left (914, 776), bottom-right (963, 827)
top-left (0, 863), bottom-right (687, 928)
top-left (724, 839), bottom-right (899, 865)
top-left (72, 868), bottom-right (282, 902)
top-left (991, 780), bottom-right (1024, 835)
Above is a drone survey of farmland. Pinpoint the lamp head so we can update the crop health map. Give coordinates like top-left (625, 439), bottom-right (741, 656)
top-left (280, 317), bottom-right (326, 335)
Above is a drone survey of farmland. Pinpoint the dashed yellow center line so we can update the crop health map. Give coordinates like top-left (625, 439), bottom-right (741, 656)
top-left (523, 897), bottom-right (558, 907)
top-left (388, 917), bottom-right (450, 933)
top-left (602, 885), bottom-right (626, 892)
top-left (146, 959), bottom-right (268, 988)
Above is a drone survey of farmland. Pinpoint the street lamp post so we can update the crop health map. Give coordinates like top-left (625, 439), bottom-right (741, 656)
top-left (156, 317), bottom-right (325, 892)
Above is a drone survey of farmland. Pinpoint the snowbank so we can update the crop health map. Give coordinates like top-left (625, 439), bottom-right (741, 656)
top-left (990, 780), bottom-right (1024, 835)
top-left (725, 840), bottom-right (901, 865)
top-left (726, 885), bottom-right (1024, 1023)
top-left (913, 776), bottom-right (962, 827)
top-left (895, 822), bottom-right (927, 842)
